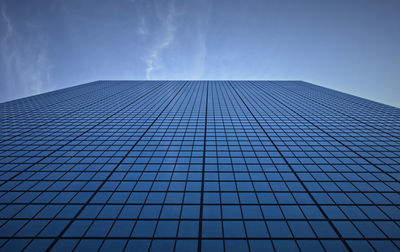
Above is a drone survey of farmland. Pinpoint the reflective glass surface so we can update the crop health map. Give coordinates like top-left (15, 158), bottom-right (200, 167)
top-left (0, 81), bottom-right (399, 251)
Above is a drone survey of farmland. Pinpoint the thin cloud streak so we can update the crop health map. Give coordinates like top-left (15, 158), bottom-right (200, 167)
top-left (145, 0), bottom-right (176, 80)
top-left (190, 0), bottom-right (211, 79)
top-left (1, 4), bottom-right (13, 43)
top-left (0, 2), bottom-right (52, 102)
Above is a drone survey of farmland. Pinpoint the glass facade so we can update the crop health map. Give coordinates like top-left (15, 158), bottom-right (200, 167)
top-left (0, 80), bottom-right (399, 251)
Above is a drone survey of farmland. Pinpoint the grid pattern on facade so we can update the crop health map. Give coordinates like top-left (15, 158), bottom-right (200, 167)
top-left (0, 80), bottom-right (399, 251)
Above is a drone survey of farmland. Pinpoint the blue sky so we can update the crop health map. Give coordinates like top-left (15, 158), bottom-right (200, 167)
top-left (0, 0), bottom-right (399, 107)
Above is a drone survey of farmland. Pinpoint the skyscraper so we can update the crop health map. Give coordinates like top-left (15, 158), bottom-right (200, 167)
top-left (0, 81), bottom-right (399, 251)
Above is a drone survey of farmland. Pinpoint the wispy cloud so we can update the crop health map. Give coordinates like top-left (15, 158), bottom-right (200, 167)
top-left (0, 2), bottom-right (52, 101)
top-left (137, 0), bottom-right (211, 80)
top-left (137, 16), bottom-right (149, 36)
top-left (190, 0), bottom-right (211, 79)
top-left (144, 0), bottom-right (177, 80)
top-left (1, 4), bottom-right (13, 43)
